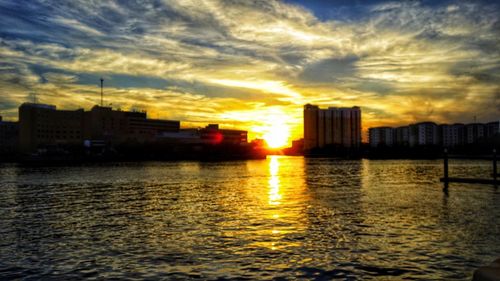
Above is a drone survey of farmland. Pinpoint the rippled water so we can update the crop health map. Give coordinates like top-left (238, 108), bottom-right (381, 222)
top-left (1, 156), bottom-right (499, 280)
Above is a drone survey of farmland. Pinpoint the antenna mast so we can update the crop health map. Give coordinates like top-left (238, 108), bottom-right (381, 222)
top-left (100, 78), bottom-right (104, 107)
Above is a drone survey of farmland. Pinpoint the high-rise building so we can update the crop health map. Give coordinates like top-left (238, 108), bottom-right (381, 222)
top-left (485, 121), bottom-right (500, 138)
top-left (303, 104), bottom-right (361, 151)
top-left (465, 123), bottom-right (485, 144)
top-left (408, 122), bottom-right (439, 146)
top-left (369, 127), bottom-right (394, 147)
top-left (303, 104), bottom-right (319, 151)
top-left (394, 126), bottom-right (410, 146)
top-left (440, 123), bottom-right (465, 148)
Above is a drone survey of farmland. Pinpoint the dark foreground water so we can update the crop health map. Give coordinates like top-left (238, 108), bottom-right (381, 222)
top-left (0, 156), bottom-right (499, 280)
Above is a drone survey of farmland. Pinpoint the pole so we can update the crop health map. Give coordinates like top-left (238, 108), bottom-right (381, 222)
top-left (100, 78), bottom-right (104, 107)
top-left (443, 148), bottom-right (449, 192)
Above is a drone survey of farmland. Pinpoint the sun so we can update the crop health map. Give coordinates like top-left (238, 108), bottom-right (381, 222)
top-left (263, 122), bottom-right (290, 148)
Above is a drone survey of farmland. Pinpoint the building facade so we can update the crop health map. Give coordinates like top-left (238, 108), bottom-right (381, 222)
top-left (303, 104), bottom-right (361, 151)
top-left (440, 123), bottom-right (465, 148)
top-left (0, 116), bottom-right (19, 155)
top-left (19, 103), bottom-right (85, 153)
top-left (369, 120), bottom-right (498, 149)
top-left (369, 127), bottom-right (394, 147)
top-left (200, 124), bottom-right (247, 145)
top-left (19, 103), bottom-right (180, 153)
top-left (465, 123), bottom-right (485, 144)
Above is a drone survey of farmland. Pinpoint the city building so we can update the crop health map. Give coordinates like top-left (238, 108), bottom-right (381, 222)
top-left (83, 105), bottom-right (179, 143)
top-left (465, 123), bottom-right (485, 144)
top-left (303, 104), bottom-right (319, 150)
top-left (440, 123), bottom-right (465, 148)
top-left (408, 122), bottom-right (439, 146)
top-left (303, 104), bottom-right (361, 151)
top-left (200, 124), bottom-right (247, 145)
top-left (394, 126), bottom-right (410, 146)
top-left (18, 103), bottom-right (180, 153)
top-left (369, 127), bottom-right (394, 147)
top-left (19, 103), bottom-right (85, 153)
top-left (0, 116), bottom-right (19, 155)
top-left (369, 120), bottom-right (498, 149)
top-left (485, 121), bottom-right (500, 138)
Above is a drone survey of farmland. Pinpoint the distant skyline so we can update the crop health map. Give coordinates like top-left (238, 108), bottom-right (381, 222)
top-left (1, 0), bottom-right (499, 145)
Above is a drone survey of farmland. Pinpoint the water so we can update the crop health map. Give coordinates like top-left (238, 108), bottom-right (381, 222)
top-left (0, 156), bottom-right (499, 280)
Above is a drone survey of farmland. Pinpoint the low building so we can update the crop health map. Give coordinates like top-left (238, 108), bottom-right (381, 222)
top-left (200, 124), bottom-right (247, 145)
top-left (0, 116), bottom-right (19, 155)
top-left (18, 103), bottom-right (180, 153)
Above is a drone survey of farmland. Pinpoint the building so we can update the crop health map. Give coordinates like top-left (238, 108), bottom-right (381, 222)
top-left (394, 126), bottom-right (410, 146)
top-left (465, 123), bottom-right (485, 144)
top-left (19, 103), bottom-right (85, 153)
top-left (0, 116), bottom-right (19, 155)
top-left (485, 121), bottom-right (500, 138)
top-left (83, 105), bottom-right (179, 143)
top-left (18, 103), bottom-right (180, 153)
top-left (303, 104), bottom-right (361, 151)
top-left (200, 124), bottom-right (247, 145)
top-left (440, 123), bottom-right (465, 148)
top-left (408, 122), bottom-right (439, 146)
top-left (369, 127), bottom-right (394, 147)
top-left (303, 104), bottom-right (319, 150)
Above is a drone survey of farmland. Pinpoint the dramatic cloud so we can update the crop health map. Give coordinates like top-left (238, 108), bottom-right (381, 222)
top-left (0, 0), bottom-right (499, 142)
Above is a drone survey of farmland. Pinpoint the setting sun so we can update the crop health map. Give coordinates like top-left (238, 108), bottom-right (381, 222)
top-left (263, 126), bottom-right (289, 148)
top-left (263, 121), bottom-right (290, 148)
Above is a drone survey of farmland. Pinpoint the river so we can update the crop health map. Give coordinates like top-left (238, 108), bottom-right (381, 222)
top-left (0, 156), bottom-right (499, 280)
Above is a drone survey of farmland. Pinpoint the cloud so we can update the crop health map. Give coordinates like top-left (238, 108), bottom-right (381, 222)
top-left (0, 0), bottom-right (499, 142)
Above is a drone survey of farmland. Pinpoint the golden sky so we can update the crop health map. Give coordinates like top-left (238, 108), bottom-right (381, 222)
top-left (0, 0), bottom-right (499, 145)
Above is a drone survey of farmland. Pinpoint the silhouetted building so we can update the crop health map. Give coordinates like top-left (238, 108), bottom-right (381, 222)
top-left (465, 123), bottom-right (485, 144)
top-left (369, 127), bottom-right (394, 147)
top-left (200, 124), bottom-right (247, 145)
top-left (395, 126), bottom-right (410, 146)
top-left (485, 121), bottom-right (500, 138)
top-left (408, 122), bottom-right (439, 146)
top-left (0, 116), bottom-right (19, 155)
top-left (440, 123), bottom-right (465, 148)
top-left (369, 120), bottom-right (498, 150)
top-left (19, 103), bottom-right (180, 153)
top-left (83, 105), bottom-right (179, 143)
top-left (19, 103), bottom-right (85, 153)
top-left (303, 104), bottom-right (361, 151)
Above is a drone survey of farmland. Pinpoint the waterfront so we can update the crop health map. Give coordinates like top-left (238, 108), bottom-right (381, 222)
top-left (0, 156), bottom-right (499, 280)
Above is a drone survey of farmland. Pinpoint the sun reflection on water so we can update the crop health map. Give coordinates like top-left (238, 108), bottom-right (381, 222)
top-left (268, 156), bottom-right (282, 205)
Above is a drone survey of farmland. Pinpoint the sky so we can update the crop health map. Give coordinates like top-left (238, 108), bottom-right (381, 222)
top-left (1, 0), bottom-right (499, 144)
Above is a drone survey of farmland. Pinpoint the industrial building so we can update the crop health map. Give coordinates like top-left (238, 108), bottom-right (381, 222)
top-left (18, 103), bottom-right (180, 153)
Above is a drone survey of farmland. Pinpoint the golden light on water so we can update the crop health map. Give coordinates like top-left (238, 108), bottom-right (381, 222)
top-left (268, 156), bottom-right (282, 205)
